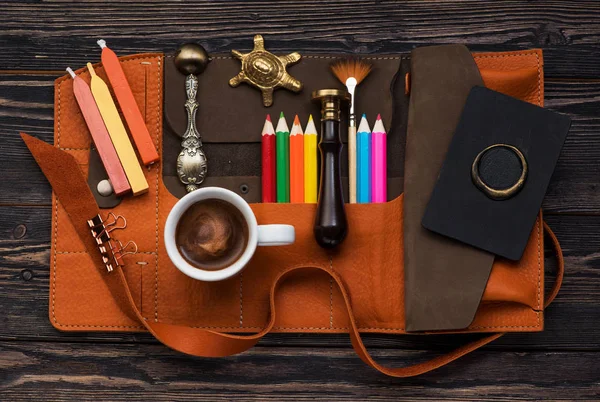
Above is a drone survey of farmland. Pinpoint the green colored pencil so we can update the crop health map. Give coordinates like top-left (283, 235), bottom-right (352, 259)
top-left (276, 112), bottom-right (290, 203)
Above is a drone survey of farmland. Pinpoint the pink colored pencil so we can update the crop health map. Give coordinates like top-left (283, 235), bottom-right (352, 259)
top-left (371, 114), bottom-right (387, 203)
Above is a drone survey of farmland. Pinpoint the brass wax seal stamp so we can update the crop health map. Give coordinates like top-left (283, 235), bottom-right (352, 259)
top-left (229, 34), bottom-right (303, 107)
top-left (471, 144), bottom-right (528, 200)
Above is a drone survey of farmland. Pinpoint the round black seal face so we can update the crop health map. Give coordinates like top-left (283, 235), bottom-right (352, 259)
top-left (471, 144), bottom-right (528, 200)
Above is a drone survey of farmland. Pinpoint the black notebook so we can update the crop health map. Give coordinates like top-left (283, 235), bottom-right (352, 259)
top-left (422, 86), bottom-right (571, 260)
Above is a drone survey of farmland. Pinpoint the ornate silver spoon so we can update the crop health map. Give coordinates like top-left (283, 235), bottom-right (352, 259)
top-left (174, 43), bottom-right (209, 192)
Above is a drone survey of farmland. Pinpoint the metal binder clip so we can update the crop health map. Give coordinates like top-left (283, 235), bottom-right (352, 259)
top-left (112, 240), bottom-right (138, 266)
top-left (87, 212), bottom-right (137, 273)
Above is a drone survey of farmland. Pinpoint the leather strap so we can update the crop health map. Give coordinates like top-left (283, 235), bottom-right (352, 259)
top-left (23, 133), bottom-right (564, 377)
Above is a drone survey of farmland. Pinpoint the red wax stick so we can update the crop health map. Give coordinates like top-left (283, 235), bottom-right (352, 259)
top-left (98, 39), bottom-right (159, 165)
top-left (261, 115), bottom-right (276, 203)
top-left (68, 67), bottom-right (131, 196)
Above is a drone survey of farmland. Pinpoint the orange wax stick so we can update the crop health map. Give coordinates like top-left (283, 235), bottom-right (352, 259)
top-left (97, 39), bottom-right (159, 165)
top-left (289, 115), bottom-right (304, 203)
top-left (67, 67), bottom-right (131, 196)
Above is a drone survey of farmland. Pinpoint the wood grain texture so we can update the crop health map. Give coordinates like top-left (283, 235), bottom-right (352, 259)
top-left (1, 0), bottom-right (600, 79)
top-left (0, 341), bottom-right (599, 401)
top-left (1, 0), bottom-right (600, 399)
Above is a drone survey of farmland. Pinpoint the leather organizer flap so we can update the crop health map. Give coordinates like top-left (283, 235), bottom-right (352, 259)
top-left (50, 49), bottom-right (545, 334)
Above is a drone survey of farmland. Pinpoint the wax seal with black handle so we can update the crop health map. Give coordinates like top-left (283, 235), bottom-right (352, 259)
top-left (312, 89), bottom-right (350, 248)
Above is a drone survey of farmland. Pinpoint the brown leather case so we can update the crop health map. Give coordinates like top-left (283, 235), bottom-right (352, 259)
top-left (403, 45), bottom-right (495, 332)
top-left (51, 49), bottom-right (546, 336)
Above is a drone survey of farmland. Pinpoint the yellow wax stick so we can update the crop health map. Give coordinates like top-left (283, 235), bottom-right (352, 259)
top-left (87, 63), bottom-right (148, 195)
top-left (304, 114), bottom-right (318, 203)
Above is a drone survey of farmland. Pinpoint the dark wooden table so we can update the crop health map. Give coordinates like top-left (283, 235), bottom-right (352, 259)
top-left (1, 1), bottom-right (599, 400)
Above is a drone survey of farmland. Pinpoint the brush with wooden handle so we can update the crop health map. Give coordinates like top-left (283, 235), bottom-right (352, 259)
top-left (330, 59), bottom-right (373, 203)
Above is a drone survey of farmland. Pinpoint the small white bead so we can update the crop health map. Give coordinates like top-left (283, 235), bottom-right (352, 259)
top-left (97, 180), bottom-right (114, 197)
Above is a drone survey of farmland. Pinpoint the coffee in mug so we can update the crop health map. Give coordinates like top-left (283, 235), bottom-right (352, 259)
top-left (165, 187), bottom-right (295, 282)
top-left (175, 199), bottom-right (249, 271)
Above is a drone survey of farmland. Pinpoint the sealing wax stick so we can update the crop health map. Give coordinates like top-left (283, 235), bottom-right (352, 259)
top-left (67, 68), bottom-right (131, 196)
top-left (87, 63), bottom-right (148, 196)
top-left (371, 114), bottom-right (387, 203)
top-left (289, 115), bottom-right (304, 203)
top-left (97, 39), bottom-right (159, 165)
top-left (303, 115), bottom-right (318, 203)
top-left (357, 114), bottom-right (372, 203)
top-left (276, 112), bottom-right (290, 203)
top-left (261, 114), bottom-right (276, 203)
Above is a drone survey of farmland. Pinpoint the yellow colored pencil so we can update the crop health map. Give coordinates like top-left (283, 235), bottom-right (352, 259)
top-left (87, 63), bottom-right (148, 196)
top-left (304, 115), bottom-right (318, 203)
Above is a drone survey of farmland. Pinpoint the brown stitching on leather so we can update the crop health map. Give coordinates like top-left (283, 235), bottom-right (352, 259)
top-left (57, 80), bottom-right (61, 148)
top-left (55, 56), bottom-right (161, 83)
top-left (472, 50), bottom-right (538, 60)
top-left (329, 256), bottom-right (333, 329)
top-left (58, 148), bottom-right (90, 151)
top-left (534, 52), bottom-right (542, 107)
top-left (537, 217), bottom-right (542, 312)
top-left (55, 324), bottom-right (145, 329)
top-left (52, 198), bottom-right (58, 324)
top-left (191, 326), bottom-right (263, 329)
top-left (52, 76), bottom-right (60, 325)
top-left (466, 323), bottom-right (541, 330)
top-left (239, 273), bottom-right (244, 327)
top-left (154, 59), bottom-right (161, 323)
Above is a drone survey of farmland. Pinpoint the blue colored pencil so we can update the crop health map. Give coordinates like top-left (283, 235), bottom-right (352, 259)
top-left (356, 114), bottom-right (371, 203)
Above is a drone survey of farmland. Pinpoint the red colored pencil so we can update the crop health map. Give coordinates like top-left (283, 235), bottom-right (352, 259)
top-left (261, 115), bottom-right (276, 202)
top-left (67, 67), bottom-right (131, 196)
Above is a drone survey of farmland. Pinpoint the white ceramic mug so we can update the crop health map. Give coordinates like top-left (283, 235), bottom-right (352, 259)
top-left (165, 187), bottom-right (295, 281)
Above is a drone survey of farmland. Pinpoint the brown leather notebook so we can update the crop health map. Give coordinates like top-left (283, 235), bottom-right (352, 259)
top-left (50, 49), bottom-right (545, 336)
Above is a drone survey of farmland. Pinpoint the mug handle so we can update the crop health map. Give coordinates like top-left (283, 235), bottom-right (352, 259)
top-left (257, 224), bottom-right (295, 246)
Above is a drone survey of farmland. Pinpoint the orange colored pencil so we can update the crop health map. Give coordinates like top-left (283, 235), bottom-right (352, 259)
top-left (289, 115), bottom-right (304, 203)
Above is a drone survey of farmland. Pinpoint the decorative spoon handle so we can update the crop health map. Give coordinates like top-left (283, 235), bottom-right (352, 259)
top-left (177, 74), bottom-right (207, 192)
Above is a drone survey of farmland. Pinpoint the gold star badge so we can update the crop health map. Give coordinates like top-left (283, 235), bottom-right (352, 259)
top-left (229, 35), bottom-right (303, 107)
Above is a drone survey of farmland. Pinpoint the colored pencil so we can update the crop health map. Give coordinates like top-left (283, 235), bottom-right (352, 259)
top-left (356, 114), bottom-right (371, 203)
top-left (276, 112), bottom-right (290, 203)
top-left (290, 115), bottom-right (304, 203)
top-left (97, 39), bottom-right (159, 165)
top-left (67, 67), bottom-right (131, 196)
top-left (261, 114), bottom-right (276, 203)
top-left (304, 115), bottom-right (318, 203)
top-left (87, 63), bottom-right (148, 196)
top-left (371, 114), bottom-right (387, 203)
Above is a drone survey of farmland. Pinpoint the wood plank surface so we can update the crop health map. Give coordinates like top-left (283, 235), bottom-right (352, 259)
top-left (1, 0), bottom-right (599, 400)
top-left (0, 341), bottom-right (599, 401)
top-left (0, 1), bottom-right (600, 79)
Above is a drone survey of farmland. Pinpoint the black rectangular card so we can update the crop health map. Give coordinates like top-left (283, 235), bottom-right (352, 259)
top-left (422, 86), bottom-right (571, 260)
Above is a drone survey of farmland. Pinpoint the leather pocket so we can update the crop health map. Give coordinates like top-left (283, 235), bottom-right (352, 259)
top-left (154, 180), bottom-right (542, 334)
